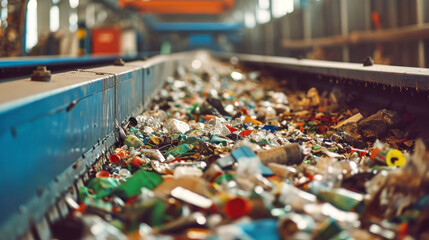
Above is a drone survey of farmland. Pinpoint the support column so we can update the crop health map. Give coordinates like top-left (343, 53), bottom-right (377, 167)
top-left (363, 0), bottom-right (371, 30)
top-left (302, 3), bottom-right (311, 42)
top-left (416, 0), bottom-right (425, 67)
top-left (37, 0), bottom-right (51, 37)
top-left (340, 0), bottom-right (349, 62)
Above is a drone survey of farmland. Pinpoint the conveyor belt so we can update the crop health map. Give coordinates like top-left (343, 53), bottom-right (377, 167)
top-left (1, 50), bottom-right (429, 239)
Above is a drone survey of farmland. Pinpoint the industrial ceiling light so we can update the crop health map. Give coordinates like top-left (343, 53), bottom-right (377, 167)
top-left (69, 0), bottom-right (79, 8)
top-left (258, 0), bottom-right (269, 9)
top-left (50, 5), bottom-right (60, 32)
top-left (244, 12), bottom-right (255, 28)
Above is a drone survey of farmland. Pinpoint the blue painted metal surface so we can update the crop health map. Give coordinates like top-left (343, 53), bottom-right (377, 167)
top-left (145, 16), bottom-right (243, 33)
top-left (0, 52), bottom-right (159, 70)
top-left (144, 16), bottom-right (242, 52)
top-left (0, 55), bottom-right (120, 68)
top-left (144, 63), bottom-right (166, 104)
top-left (185, 34), bottom-right (220, 51)
top-left (150, 22), bottom-right (244, 32)
top-left (0, 74), bottom-right (115, 227)
top-left (0, 51), bottom-right (195, 239)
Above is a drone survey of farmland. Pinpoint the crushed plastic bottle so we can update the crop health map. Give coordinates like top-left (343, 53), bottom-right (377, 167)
top-left (123, 135), bottom-right (144, 148)
top-left (164, 118), bottom-right (191, 134)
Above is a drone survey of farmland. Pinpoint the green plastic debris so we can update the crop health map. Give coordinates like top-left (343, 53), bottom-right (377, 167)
top-left (79, 186), bottom-right (94, 201)
top-left (164, 144), bottom-right (192, 157)
top-left (130, 127), bottom-right (139, 135)
top-left (314, 218), bottom-right (344, 240)
top-left (303, 153), bottom-right (318, 164)
top-left (112, 169), bottom-right (163, 199)
top-left (313, 144), bottom-right (321, 150)
top-left (316, 188), bottom-right (363, 211)
top-left (215, 173), bottom-right (235, 185)
top-left (398, 209), bottom-right (421, 221)
top-left (249, 188), bottom-right (263, 199)
top-left (330, 231), bottom-right (353, 240)
top-left (183, 137), bottom-right (200, 146)
top-left (124, 135), bottom-right (144, 148)
top-left (121, 201), bottom-right (157, 230)
top-left (171, 134), bottom-right (186, 141)
top-left (190, 103), bottom-right (199, 113)
top-left (84, 197), bottom-right (113, 212)
top-left (371, 165), bottom-right (397, 171)
top-left (110, 219), bottom-right (125, 232)
top-left (257, 139), bottom-right (270, 145)
top-left (150, 200), bottom-right (166, 227)
top-left (210, 135), bottom-right (233, 144)
top-left (124, 199), bottom-right (176, 230)
top-left (87, 177), bottom-right (120, 198)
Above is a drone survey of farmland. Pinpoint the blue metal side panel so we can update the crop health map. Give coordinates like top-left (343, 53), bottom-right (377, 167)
top-left (0, 75), bottom-right (116, 226)
top-left (133, 69), bottom-right (145, 116)
top-left (154, 63), bottom-right (165, 93)
top-left (115, 69), bottom-right (144, 123)
top-left (0, 52), bottom-right (196, 239)
top-left (116, 72), bottom-right (128, 122)
top-left (144, 66), bottom-right (155, 103)
top-left (103, 78), bottom-right (116, 138)
top-left (147, 63), bottom-right (164, 101)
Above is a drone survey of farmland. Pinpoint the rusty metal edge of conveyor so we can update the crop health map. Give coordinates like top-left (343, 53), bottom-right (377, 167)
top-left (0, 51), bottom-right (198, 240)
top-left (214, 52), bottom-right (429, 91)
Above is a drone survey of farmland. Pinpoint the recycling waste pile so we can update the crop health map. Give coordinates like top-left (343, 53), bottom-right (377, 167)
top-left (51, 59), bottom-right (429, 240)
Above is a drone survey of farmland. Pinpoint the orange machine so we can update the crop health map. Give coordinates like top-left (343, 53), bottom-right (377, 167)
top-left (91, 26), bottom-right (121, 55)
top-left (118, 0), bottom-right (234, 14)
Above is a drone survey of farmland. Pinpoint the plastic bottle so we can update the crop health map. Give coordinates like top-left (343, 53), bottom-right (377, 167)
top-left (257, 143), bottom-right (304, 166)
top-left (124, 135), bottom-right (144, 148)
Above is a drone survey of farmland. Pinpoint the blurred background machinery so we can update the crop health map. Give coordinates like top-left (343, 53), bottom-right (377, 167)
top-left (0, 0), bottom-right (428, 68)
